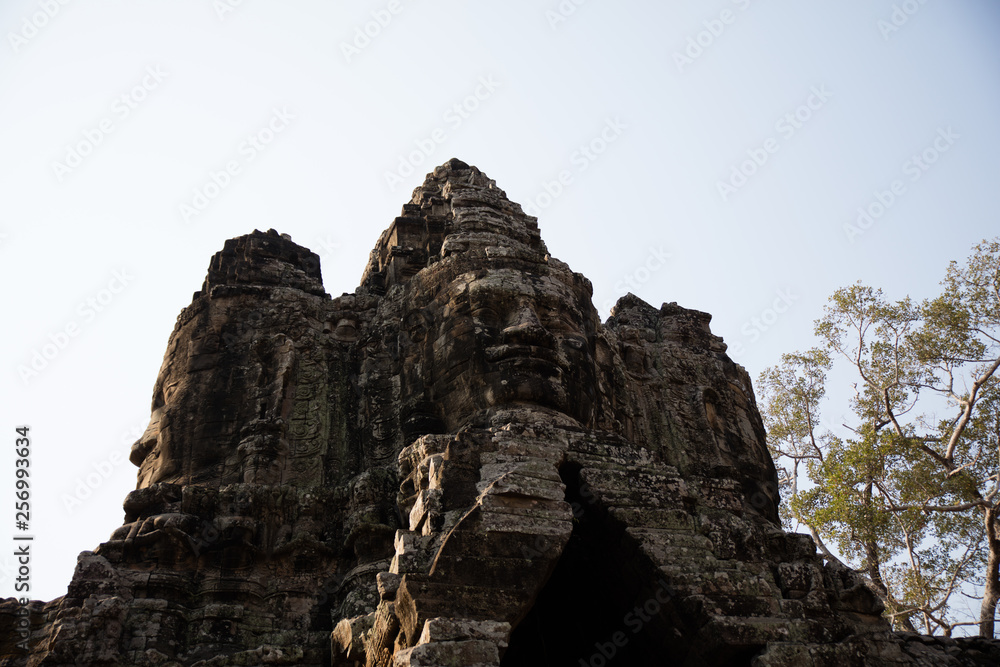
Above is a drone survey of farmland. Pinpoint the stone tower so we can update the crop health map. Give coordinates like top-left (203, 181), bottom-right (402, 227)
top-left (3, 159), bottom-right (998, 666)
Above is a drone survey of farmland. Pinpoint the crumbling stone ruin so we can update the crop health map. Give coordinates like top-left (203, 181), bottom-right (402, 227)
top-left (3, 159), bottom-right (1000, 666)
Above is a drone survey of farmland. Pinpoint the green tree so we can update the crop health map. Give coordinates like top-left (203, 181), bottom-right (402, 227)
top-left (759, 238), bottom-right (1000, 637)
top-left (758, 349), bottom-right (842, 562)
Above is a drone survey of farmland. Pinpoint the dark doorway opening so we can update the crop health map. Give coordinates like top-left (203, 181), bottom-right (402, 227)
top-left (500, 463), bottom-right (677, 667)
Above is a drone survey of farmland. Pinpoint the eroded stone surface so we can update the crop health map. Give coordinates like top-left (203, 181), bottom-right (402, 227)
top-left (2, 159), bottom-right (998, 666)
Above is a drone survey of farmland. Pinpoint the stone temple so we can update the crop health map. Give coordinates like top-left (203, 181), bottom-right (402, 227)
top-left (3, 159), bottom-right (999, 666)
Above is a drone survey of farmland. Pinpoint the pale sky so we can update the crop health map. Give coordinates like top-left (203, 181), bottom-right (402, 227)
top-left (2, 1), bottom-right (999, 603)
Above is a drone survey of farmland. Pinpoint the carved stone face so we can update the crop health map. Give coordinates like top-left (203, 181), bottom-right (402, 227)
top-left (403, 265), bottom-right (598, 431)
top-left (129, 311), bottom-right (294, 489)
top-left (130, 354), bottom-right (185, 488)
top-left (129, 330), bottom-right (235, 490)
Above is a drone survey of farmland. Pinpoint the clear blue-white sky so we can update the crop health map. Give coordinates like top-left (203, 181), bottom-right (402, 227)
top-left (1, 0), bottom-right (998, 603)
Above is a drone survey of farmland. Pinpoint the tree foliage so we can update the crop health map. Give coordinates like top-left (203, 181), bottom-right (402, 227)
top-left (760, 238), bottom-right (1000, 637)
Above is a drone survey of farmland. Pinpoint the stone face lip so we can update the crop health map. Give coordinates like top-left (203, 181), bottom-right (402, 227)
top-left (3, 160), bottom-right (998, 667)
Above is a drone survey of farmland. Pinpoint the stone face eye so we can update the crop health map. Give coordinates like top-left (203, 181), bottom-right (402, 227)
top-left (472, 307), bottom-right (501, 330)
top-left (161, 382), bottom-right (179, 406)
top-left (538, 307), bottom-right (578, 333)
top-left (562, 336), bottom-right (586, 350)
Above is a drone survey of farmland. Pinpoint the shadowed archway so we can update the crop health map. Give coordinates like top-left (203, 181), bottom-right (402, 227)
top-left (500, 463), bottom-right (681, 667)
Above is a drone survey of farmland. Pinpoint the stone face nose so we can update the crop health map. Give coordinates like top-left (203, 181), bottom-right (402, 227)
top-left (129, 409), bottom-right (161, 466)
top-left (500, 304), bottom-right (552, 348)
